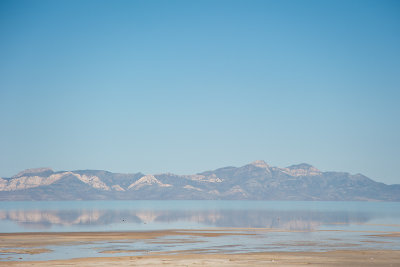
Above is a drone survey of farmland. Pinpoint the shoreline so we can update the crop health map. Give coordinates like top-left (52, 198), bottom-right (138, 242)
top-left (2, 250), bottom-right (400, 266)
top-left (1, 230), bottom-right (400, 266)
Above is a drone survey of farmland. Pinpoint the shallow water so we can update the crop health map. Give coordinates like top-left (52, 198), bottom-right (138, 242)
top-left (1, 200), bottom-right (400, 232)
top-left (0, 201), bottom-right (400, 261)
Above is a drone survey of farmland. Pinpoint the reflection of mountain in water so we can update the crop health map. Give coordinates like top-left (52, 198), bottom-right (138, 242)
top-left (0, 209), bottom-right (371, 231)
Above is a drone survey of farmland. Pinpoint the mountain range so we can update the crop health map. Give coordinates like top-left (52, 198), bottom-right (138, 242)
top-left (1, 160), bottom-right (399, 201)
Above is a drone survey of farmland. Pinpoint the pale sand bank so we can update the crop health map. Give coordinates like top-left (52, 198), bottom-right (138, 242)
top-left (2, 251), bottom-right (400, 266)
top-left (1, 229), bottom-right (399, 248)
top-left (0, 230), bottom-right (254, 248)
top-left (1, 230), bottom-right (399, 266)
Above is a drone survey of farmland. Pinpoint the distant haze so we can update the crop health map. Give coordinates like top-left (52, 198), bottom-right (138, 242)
top-left (0, 0), bottom-right (399, 184)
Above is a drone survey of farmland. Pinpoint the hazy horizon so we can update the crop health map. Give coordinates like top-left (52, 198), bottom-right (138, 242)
top-left (1, 0), bottom-right (399, 184)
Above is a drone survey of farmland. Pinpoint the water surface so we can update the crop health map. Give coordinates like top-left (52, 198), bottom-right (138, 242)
top-left (1, 201), bottom-right (399, 261)
top-left (1, 200), bottom-right (399, 232)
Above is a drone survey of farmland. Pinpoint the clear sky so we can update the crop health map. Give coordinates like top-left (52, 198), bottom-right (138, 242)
top-left (0, 0), bottom-right (399, 184)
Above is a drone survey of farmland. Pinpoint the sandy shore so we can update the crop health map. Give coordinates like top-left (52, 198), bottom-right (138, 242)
top-left (1, 230), bottom-right (399, 266)
top-left (2, 250), bottom-right (400, 266)
top-left (0, 230), bottom-right (254, 247)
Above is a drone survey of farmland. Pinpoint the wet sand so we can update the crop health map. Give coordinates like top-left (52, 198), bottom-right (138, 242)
top-left (0, 230), bottom-right (254, 247)
top-left (2, 250), bottom-right (400, 266)
top-left (1, 230), bottom-right (399, 266)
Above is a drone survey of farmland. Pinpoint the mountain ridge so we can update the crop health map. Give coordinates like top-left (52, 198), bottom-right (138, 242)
top-left (1, 161), bottom-right (399, 201)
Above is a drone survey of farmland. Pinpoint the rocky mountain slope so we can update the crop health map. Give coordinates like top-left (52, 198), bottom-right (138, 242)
top-left (1, 161), bottom-right (399, 201)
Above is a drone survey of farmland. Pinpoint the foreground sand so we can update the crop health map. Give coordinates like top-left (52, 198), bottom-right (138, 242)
top-left (2, 250), bottom-right (400, 266)
top-left (1, 231), bottom-right (399, 266)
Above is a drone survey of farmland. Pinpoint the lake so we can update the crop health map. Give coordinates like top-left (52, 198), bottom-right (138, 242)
top-left (1, 201), bottom-right (400, 261)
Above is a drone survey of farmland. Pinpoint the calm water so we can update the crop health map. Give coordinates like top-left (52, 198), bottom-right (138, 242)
top-left (1, 201), bottom-right (400, 261)
top-left (1, 200), bottom-right (400, 232)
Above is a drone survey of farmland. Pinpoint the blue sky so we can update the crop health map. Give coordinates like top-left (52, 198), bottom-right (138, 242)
top-left (0, 0), bottom-right (399, 184)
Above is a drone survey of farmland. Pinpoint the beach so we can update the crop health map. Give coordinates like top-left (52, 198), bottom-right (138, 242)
top-left (1, 202), bottom-right (399, 266)
top-left (3, 251), bottom-right (400, 267)
top-left (1, 230), bottom-right (400, 266)
top-left (3, 249), bottom-right (400, 266)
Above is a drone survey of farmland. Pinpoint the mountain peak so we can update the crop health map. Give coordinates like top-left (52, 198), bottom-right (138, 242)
top-left (250, 160), bottom-right (270, 168)
top-left (127, 175), bottom-right (172, 190)
top-left (13, 168), bottom-right (54, 178)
